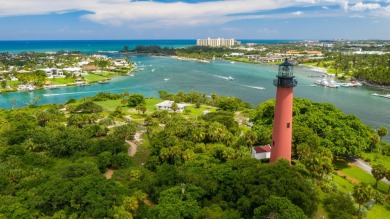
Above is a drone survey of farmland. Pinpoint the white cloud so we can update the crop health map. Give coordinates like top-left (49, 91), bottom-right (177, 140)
top-left (0, 0), bottom-right (293, 26)
top-left (0, 0), bottom-right (388, 28)
top-left (350, 2), bottom-right (382, 11)
top-left (292, 11), bottom-right (304, 16)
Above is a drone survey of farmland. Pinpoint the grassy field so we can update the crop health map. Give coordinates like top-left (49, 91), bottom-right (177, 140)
top-left (333, 174), bottom-right (355, 192)
top-left (334, 157), bottom-right (390, 218)
top-left (361, 152), bottom-right (390, 169)
top-left (184, 105), bottom-right (217, 118)
top-left (49, 78), bottom-right (75, 85)
top-left (95, 99), bottom-right (123, 111)
top-left (83, 74), bottom-right (108, 82)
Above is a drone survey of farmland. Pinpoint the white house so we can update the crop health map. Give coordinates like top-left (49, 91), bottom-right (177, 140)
top-left (41, 68), bottom-right (65, 78)
top-left (63, 67), bottom-right (82, 76)
top-left (156, 100), bottom-right (186, 112)
top-left (252, 145), bottom-right (271, 160)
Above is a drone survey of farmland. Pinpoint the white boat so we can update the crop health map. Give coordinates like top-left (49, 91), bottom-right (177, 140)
top-left (227, 76), bottom-right (234, 81)
top-left (328, 78), bottom-right (340, 88)
top-left (164, 78), bottom-right (169, 81)
top-left (151, 69), bottom-right (156, 72)
top-left (320, 79), bottom-right (329, 86)
top-left (230, 61), bottom-right (235, 64)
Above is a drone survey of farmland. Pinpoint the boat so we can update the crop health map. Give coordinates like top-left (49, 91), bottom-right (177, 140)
top-left (320, 79), bottom-right (329, 86)
top-left (227, 76), bottom-right (234, 81)
top-left (371, 93), bottom-right (390, 99)
top-left (328, 78), bottom-right (340, 88)
top-left (151, 69), bottom-right (156, 72)
top-left (164, 78), bottom-right (169, 81)
top-left (230, 61), bottom-right (235, 64)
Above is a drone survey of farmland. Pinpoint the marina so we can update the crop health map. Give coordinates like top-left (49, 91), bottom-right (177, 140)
top-left (0, 55), bottom-right (389, 142)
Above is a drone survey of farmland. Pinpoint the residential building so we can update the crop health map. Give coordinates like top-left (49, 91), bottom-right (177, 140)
top-left (197, 38), bottom-right (240, 47)
top-left (155, 100), bottom-right (186, 112)
top-left (252, 145), bottom-right (272, 160)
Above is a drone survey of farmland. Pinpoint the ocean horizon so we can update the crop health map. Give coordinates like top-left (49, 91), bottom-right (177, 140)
top-left (0, 39), bottom-right (302, 53)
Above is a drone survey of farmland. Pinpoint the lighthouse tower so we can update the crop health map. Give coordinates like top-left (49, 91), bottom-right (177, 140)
top-left (270, 58), bottom-right (297, 163)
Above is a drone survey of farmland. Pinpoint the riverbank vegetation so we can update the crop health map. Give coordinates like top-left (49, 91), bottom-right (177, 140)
top-left (0, 90), bottom-right (389, 218)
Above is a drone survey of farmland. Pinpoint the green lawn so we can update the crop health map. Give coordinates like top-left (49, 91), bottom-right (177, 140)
top-left (332, 158), bottom-right (390, 218)
top-left (361, 152), bottom-right (390, 170)
top-left (49, 78), bottom-right (75, 85)
top-left (145, 98), bottom-right (164, 111)
top-left (95, 99), bottom-right (123, 111)
top-left (338, 165), bottom-right (389, 194)
top-left (366, 202), bottom-right (390, 219)
top-left (83, 74), bottom-right (108, 82)
top-left (184, 105), bottom-right (217, 118)
top-left (333, 174), bottom-right (355, 192)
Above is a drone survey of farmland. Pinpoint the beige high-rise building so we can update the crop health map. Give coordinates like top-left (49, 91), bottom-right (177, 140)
top-left (196, 38), bottom-right (239, 47)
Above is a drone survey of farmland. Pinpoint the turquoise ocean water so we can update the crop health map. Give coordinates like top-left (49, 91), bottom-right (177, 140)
top-left (0, 40), bottom-right (389, 142)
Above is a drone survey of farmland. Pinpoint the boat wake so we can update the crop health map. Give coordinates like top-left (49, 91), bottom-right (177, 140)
top-left (43, 90), bottom-right (99, 97)
top-left (213, 75), bottom-right (234, 81)
top-left (242, 85), bottom-right (265, 90)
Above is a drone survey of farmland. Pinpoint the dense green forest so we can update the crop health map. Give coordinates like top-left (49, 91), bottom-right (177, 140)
top-left (0, 91), bottom-right (388, 218)
top-left (312, 53), bottom-right (390, 85)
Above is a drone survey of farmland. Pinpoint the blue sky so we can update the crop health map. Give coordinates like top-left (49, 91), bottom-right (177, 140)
top-left (1, 0), bottom-right (390, 40)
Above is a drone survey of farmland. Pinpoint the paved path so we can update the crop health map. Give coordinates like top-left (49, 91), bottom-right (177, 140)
top-left (126, 129), bottom-right (145, 157)
top-left (126, 140), bottom-right (137, 157)
top-left (104, 129), bottom-right (145, 178)
top-left (348, 156), bottom-right (390, 185)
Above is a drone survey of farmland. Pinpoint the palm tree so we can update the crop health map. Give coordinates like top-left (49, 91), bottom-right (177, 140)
top-left (377, 126), bottom-right (388, 143)
top-left (371, 164), bottom-right (386, 189)
top-left (353, 183), bottom-right (376, 219)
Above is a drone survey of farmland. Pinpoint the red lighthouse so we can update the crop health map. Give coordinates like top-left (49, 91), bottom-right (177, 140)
top-left (270, 58), bottom-right (297, 163)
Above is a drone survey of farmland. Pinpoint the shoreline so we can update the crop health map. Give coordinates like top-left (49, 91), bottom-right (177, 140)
top-left (0, 71), bottom-right (135, 94)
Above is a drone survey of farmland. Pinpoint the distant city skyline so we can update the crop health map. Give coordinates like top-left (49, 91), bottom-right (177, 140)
top-left (1, 0), bottom-right (390, 40)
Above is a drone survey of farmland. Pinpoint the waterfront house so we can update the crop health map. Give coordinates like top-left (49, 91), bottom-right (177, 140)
top-left (41, 68), bottom-right (65, 78)
top-left (63, 67), bottom-right (82, 76)
top-left (252, 145), bottom-right (271, 160)
top-left (156, 100), bottom-right (186, 112)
